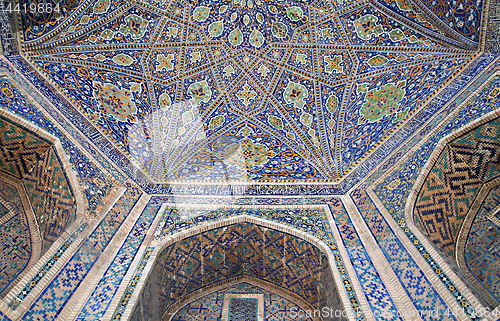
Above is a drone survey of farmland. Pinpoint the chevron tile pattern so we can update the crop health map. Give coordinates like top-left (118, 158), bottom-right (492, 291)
top-left (133, 222), bottom-right (340, 321)
top-left (414, 119), bottom-right (500, 258)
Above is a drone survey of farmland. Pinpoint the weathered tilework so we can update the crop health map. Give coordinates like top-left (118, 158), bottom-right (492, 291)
top-left (22, 185), bottom-right (141, 321)
top-left (375, 75), bottom-right (500, 222)
top-left (170, 282), bottom-right (313, 321)
top-left (0, 202), bottom-right (8, 219)
top-left (0, 117), bottom-right (51, 178)
top-left (414, 118), bottom-right (500, 258)
top-left (23, 145), bottom-right (77, 255)
top-left (115, 207), bottom-right (359, 320)
top-left (229, 298), bottom-right (258, 321)
top-left (9, 223), bottom-right (88, 310)
top-left (0, 115), bottom-right (77, 255)
top-left (75, 197), bottom-right (170, 321)
top-left (0, 77), bottom-right (114, 211)
top-left (12, 0), bottom-right (483, 188)
top-left (0, 179), bottom-right (31, 296)
top-left (395, 218), bottom-right (480, 320)
top-left (133, 222), bottom-right (342, 320)
top-left (327, 199), bottom-right (401, 321)
top-left (350, 189), bottom-right (456, 321)
top-left (465, 186), bottom-right (500, 302)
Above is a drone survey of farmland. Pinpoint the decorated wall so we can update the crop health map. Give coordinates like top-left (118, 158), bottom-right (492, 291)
top-left (0, 0), bottom-right (497, 320)
top-left (132, 222), bottom-right (343, 321)
top-left (0, 178), bottom-right (31, 297)
top-left (0, 115), bottom-right (77, 256)
top-left (414, 117), bottom-right (500, 259)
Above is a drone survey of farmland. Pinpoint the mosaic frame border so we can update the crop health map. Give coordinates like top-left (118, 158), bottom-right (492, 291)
top-left (400, 73), bottom-right (500, 309)
top-left (361, 74), bottom-right (500, 320)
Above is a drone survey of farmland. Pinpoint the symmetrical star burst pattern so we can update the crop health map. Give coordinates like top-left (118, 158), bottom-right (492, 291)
top-left (20, 0), bottom-right (478, 184)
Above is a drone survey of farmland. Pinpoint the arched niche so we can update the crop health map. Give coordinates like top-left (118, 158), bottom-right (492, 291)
top-left (406, 107), bottom-right (500, 308)
top-left (0, 109), bottom-right (86, 297)
top-left (130, 217), bottom-right (347, 321)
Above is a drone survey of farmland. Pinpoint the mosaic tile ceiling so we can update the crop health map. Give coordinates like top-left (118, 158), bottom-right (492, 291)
top-left (19, 0), bottom-right (483, 184)
top-left (133, 222), bottom-right (341, 320)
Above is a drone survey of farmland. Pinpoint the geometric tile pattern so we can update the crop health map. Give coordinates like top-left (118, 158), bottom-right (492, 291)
top-left (0, 117), bottom-right (50, 179)
top-left (228, 298), bottom-right (257, 321)
top-left (465, 186), bottom-right (500, 303)
top-left (0, 202), bottom-right (8, 219)
top-left (133, 222), bottom-right (336, 320)
top-left (350, 188), bottom-right (456, 321)
top-left (327, 199), bottom-right (401, 321)
top-left (115, 205), bottom-right (357, 321)
top-left (2, 53), bottom-right (494, 195)
top-left (75, 197), bottom-right (168, 321)
top-left (413, 0), bottom-right (483, 44)
top-left (0, 178), bottom-right (31, 296)
top-left (17, 0), bottom-right (478, 186)
top-left (0, 116), bottom-right (76, 255)
top-left (0, 77), bottom-right (114, 212)
top-left (21, 184), bottom-right (141, 321)
top-left (370, 73), bottom-right (500, 318)
top-left (375, 75), bottom-right (500, 223)
top-left (170, 283), bottom-right (313, 321)
top-left (9, 223), bottom-right (88, 310)
top-left (414, 118), bottom-right (500, 258)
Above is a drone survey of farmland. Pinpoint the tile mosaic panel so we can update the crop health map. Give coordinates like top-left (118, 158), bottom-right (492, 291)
top-left (414, 118), bottom-right (500, 258)
top-left (327, 199), bottom-right (401, 321)
top-left (8, 223), bottom-right (88, 310)
top-left (375, 74), bottom-right (500, 222)
top-left (134, 222), bottom-right (335, 320)
top-left (1, 58), bottom-right (129, 185)
top-left (22, 145), bottom-right (77, 255)
top-left (169, 282), bottom-right (314, 321)
top-left (21, 184), bottom-right (141, 321)
top-left (12, 0), bottom-right (482, 188)
top-left (0, 115), bottom-right (77, 255)
top-left (228, 298), bottom-right (258, 321)
top-left (0, 178), bottom-right (31, 296)
top-left (1, 49), bottom-right (493, 194)
top-left (75, 197), bottom-right (169, 321)
top-left (115, 206), bottom-right (358, 321)
top-left (350, 188), bottom-right (457, 321)
top-left (0, 202), bottom-right (8, 219)
top-left (411, 0), bottom-right (483, 44)
top-left (367, 64), bottom-right (500, 320)
top-left (0, 76), bottom-right (114, 212)
top-left (0, 117), bottom-right (51, 179)
top-left (465, 186), bottom-right (500, 303)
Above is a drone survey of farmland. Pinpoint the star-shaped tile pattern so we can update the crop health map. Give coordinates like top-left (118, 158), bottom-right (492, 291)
top-left (20, 0), bottom-right (481, 184)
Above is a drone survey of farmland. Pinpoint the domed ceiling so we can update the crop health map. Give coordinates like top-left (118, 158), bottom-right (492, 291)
top-left (18, 0), bottom-right (484, 191)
